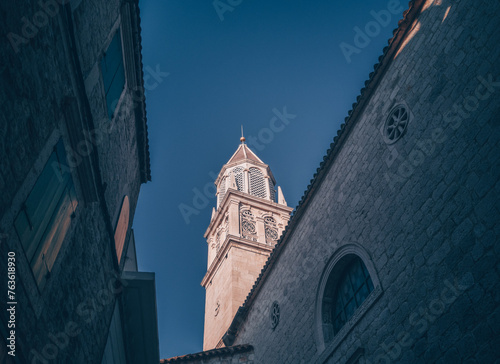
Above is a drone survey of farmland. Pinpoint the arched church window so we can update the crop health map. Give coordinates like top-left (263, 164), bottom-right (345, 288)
top-left (232, 167), bottom-right (244, 192)
top-left (249, 167), bottom-right (266, 199)
top-left (264, 216), bottom-right (278, 244)
top-left (241, 210), bottom-right (256, 239)
top-left (322, 255), bottom-right (374, 343)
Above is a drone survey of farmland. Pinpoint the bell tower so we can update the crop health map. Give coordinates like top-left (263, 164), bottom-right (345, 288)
top-left (201, 135), bottom-right (293, 350)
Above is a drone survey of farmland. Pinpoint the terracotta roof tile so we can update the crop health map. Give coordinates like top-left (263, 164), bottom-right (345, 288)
top-left (160, 344), bottom-right (253, 363)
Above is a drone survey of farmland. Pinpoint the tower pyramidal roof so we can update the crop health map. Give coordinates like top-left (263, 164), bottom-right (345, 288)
top-left (226, 140), bottom-right (263, 165)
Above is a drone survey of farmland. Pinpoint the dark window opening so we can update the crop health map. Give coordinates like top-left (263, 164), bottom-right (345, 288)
top-left (101, 30), bottom-right (125, 119)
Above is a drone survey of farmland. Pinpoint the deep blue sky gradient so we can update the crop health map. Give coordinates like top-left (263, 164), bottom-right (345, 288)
top-left (134, 0), bottom-right (403, 358)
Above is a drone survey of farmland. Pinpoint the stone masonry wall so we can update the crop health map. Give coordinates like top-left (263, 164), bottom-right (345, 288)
top-left (204, 243), bottom-right (270, 350)
top-left (0, 0), bottom-right (144, 362)
top-left (74, 0), bottom-right (143, 229)
top-left (204, 247), bottom-right (237, 350)
top-left (233, 0), bottom-right (500, 363)
top-left (0, 1), bottom-right (71, 220)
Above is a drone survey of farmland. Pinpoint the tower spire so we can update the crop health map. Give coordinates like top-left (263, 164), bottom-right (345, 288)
top-left (240, 125), bottom-right (245, 143)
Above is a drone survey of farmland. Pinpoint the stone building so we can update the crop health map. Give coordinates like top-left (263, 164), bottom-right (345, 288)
top-left (202, 140), bottom-right (293, 350)
top-left (162, 0), bottom-right (500, 362)
top-left (0, 0), bottom-right (159, 363)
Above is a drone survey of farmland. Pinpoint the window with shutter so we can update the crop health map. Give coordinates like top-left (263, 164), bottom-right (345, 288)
top-left (14, 139), bottom-right (78, 290)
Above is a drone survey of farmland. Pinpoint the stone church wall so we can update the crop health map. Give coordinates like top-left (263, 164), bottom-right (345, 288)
top-left (233, 0), bottom-right (500, 362)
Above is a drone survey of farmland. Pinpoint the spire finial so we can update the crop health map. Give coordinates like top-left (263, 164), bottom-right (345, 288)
top-left (240, 125), bottom-right (246, 143)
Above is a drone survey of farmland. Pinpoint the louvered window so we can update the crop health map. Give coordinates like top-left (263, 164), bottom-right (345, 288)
top-left (269, 179), bottom-right (276, 202)
top-left (249, 167), bottom-right (266, 199)
top-left (232, 167), bottom-right (244, 192)
top-left (218, 177), bottom-right (226, 207)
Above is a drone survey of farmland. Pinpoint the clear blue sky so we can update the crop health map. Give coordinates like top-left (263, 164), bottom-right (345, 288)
top-left (134, 0), bottom-right (403, 358)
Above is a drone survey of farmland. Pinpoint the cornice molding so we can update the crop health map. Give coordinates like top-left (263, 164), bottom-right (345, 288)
top-left (204, 189), bottom-right (293, 238)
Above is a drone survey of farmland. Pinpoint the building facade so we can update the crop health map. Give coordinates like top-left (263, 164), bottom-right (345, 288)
top-left (0, 0), bottom-right (158, 363)
top-left (163, 0), bottom-right (500, 362)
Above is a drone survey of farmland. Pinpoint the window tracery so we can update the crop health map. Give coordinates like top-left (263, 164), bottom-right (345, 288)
top-left (322, 255), bottom-right (374, 343)
top-left (241, 209), bottom-right (256, 239)
top-left (264, 216), bottom-right (278, 244)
